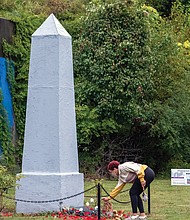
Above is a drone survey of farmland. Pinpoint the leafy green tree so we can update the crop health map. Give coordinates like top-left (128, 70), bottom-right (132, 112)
top-left (74, 0), bottom-right (190, 173)
top-left (145, 0), bottom-right (173, 16)
top-left (145, 0), bottom-right (190, 16)
top-left (74, 0), bottom-right (157, 170)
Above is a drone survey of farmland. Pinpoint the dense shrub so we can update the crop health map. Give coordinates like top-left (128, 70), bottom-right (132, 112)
top-left (74, 0), bottom-right (190, 174)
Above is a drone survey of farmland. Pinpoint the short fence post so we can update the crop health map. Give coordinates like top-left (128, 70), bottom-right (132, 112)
top-left (97, 183), bottom-right (101, 220)
top-left (148, 185), bottom-right (151, 214)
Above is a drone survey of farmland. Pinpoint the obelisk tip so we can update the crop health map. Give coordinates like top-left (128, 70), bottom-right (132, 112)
top-left (32, 13), bottom-right (70, 37)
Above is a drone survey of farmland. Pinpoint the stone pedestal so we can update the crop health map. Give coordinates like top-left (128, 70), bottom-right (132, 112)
top-left (16, 173), bottom-right (83, 213)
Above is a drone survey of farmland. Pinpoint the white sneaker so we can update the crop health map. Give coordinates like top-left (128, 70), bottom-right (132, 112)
top-left (125, 215), bottom-right (139, 220)
top-left (139, 215), bottom-right (147, 219)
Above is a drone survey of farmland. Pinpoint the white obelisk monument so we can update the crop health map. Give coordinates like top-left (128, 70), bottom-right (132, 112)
top-left (16, 14), bottom-right (84, 213)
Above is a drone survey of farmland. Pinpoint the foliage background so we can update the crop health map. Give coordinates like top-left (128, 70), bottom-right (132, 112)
top-left (0, 0), bottom-right (190, 176)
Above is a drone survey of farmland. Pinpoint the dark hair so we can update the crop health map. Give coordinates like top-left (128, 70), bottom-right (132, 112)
top-left (107, 160), bottom-right (120, 171)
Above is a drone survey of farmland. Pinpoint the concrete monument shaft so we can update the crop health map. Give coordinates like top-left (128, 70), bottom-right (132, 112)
top-left (16, 14), bottom-right (84, 213)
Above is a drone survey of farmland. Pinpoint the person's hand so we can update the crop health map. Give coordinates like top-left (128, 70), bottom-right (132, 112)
top-left (102, 197), bottom-right (110, 202)
top-left (141, 180), bottom-right (146, 190)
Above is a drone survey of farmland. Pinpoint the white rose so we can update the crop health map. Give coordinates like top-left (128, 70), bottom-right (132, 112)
top-left (79, 208), bottom-right (83, 212)
top-left (90, 198), bottom-right (94, 203)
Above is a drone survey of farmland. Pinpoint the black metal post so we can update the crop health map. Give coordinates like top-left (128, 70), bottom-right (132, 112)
top-left (97, 183), bottom-right (101, 220)
top-left (148, 185), bottom-right (150, 214)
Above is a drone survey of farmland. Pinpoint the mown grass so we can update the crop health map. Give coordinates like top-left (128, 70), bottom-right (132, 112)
top-left (1, 178), bottom-right (190, 219)
top-left (84, 178), bottom-right (190, 220)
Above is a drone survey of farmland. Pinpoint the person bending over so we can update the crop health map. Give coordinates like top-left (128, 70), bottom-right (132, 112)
top-left (103, 160), bottom-right (155, 220)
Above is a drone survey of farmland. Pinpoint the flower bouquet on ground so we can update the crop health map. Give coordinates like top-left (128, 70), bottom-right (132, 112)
top-left (101, 199), bottom-right (130, 219)
top-left (50, 206), bottom-right (130, 219)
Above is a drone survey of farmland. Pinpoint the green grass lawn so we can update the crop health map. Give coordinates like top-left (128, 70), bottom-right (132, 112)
top-left (1, 178), bottom-right (190, 219)
top-left (86, 178), bottom-right (190, 220)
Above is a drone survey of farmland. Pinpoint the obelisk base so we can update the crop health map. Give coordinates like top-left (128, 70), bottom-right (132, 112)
top-left (16, 172), bottom-right (84, 213)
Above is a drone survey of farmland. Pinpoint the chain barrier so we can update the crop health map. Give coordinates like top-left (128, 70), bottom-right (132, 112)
top-left (2, 183), bottom-right (131, 205)
top-left (100, 185), bottom-right (131, 204)
top-left (85, 188), bottom-right (129, 198)
top-left (2, 185), bottom-right (97, 203)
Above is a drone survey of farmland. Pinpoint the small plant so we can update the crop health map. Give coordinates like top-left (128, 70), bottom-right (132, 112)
top-left (0, 165), bottom-right (22, 210)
